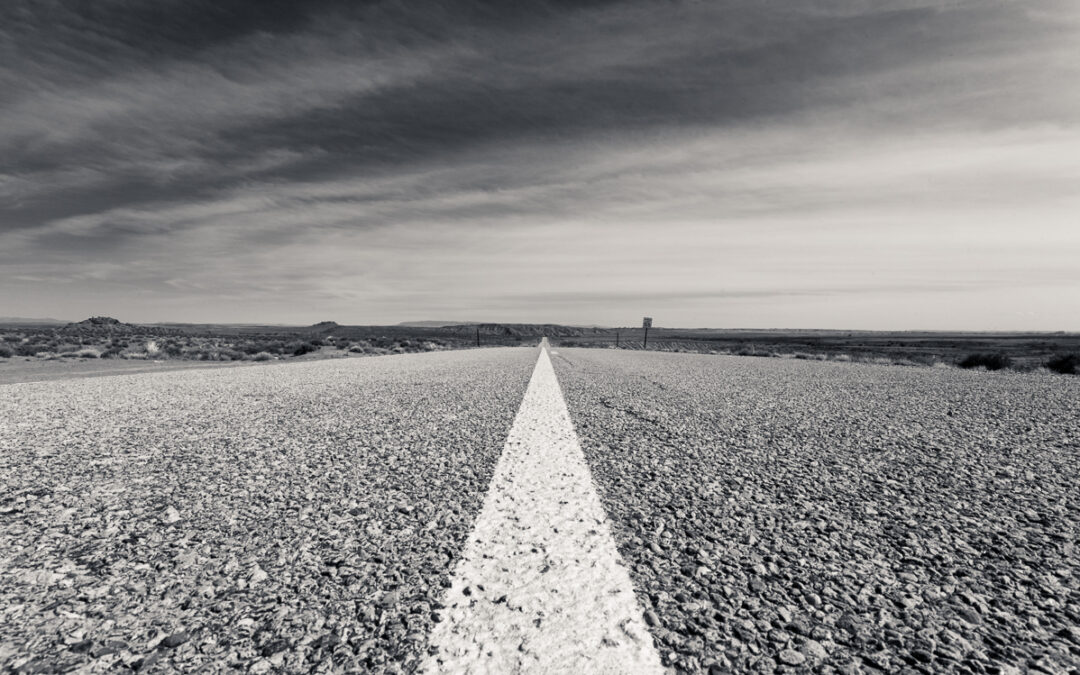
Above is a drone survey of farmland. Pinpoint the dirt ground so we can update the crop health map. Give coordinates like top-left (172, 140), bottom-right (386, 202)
top-left (0, 347), bottom-right (355, 385)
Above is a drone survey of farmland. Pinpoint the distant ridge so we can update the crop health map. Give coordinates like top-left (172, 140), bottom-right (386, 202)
top-left (75, 316), bottom-right (122, 326)
top-left (0, 316), bottom-right (69, 325)
top-left (62, 317), bottom-right (172, 336)
top-left (397, 320), bottom-right (476, 328)
top-left (443, 323), bottom-right (605, 338)
top-left (399, 321), bottom-right (609, 330)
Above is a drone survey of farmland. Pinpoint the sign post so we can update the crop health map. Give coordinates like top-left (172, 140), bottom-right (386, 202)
top-left (642, 317), bottom-right (652, 349)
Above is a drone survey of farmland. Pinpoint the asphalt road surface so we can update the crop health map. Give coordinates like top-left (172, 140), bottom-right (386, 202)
top-left (551, 348), bottom-right (1080, 675)
top-left (2, 345), bottom-right (1079, 674)
top-left (1, 348), bottom-right (536, 673)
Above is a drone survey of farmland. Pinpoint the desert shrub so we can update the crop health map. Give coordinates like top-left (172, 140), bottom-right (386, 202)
top-left (0, 345), bottom-right (13, 358)
top-left (252, 351), bottom-right (274, 361)
top-left (63, 348), bottom-right (101, 358)
top-left (145, 340), bottom-right (161, 357)
top-left (237, 341), bottom-right (262, 355)
top-left (163, 341), bottom-right (185, 357)
top-left (246, 340), bottom-right (286, 354)
top-left (100, 346), bottom-right (124, 359)
top-left (290, 341), bottom-right (318, 356)
top-left (958, 353), bottom-right (1012, 371)
top-left (1046, 354), bottom-right (1078, 375)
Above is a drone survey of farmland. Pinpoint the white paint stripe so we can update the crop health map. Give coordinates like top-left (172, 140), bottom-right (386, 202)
top-left (424, 342), bottom-right (665, 674)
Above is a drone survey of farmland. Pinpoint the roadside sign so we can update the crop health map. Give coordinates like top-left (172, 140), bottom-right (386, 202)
top-left (642, 317), bottom-right (652, 328)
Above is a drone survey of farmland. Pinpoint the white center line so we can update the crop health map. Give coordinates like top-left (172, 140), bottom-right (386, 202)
top-left (424, 342), bottom-right (665, 674)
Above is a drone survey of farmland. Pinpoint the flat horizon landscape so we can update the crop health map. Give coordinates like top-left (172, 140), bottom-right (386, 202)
top-left (2, 317), bottom-right (1078, 386)
top-left (4, 1), bottom-right (1078, 673)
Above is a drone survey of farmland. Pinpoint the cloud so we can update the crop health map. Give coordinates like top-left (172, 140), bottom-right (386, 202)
top-left (1, 0), bottom-right (1078, 327)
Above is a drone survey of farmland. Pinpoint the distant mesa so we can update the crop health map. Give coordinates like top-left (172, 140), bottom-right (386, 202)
top-left (77, 316), bottom-right (123, 325)
top-left (64, 316), bottom-right (131, 332)
top-left (62, 316), bottom-right (169, 336)
top-left (444, 323), bottom-right (602, 337)
top-left (397, 320), bottom-right (475, 328)
top-left (309, 321), bottom-right (340, 332)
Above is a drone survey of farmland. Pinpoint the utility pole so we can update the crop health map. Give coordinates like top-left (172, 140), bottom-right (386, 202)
top-left (476, 326), bottom-right (480, 347)
top-left (642, 317), bottom-right (652, 349)
top-left (616, 331), bottom-right (620, 348)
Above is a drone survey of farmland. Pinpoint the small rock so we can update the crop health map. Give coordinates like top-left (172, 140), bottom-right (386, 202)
top-left (163, 506), bottom-right (181, 524)
top-left (801, 639), bottom-right (827, 661)
top-left (69, 639), bottom-right (93, 654)
top-left (379, 589), bottom-right (403, 607)
top-left (160, 632), bottom-right (189, 649)
top-left (1057, 626), bottom-right (1080, 644)
top-left (837, 660), bottom-right (863, 675)
top-left (911, 649), bottom-right (933, 663)
top-left (132, 651), bottom-right (161, 671)
top-left (788, 617), bottom-right (812, 636)
top-left (249, 565), bottom-right (268, 585)
top-left (644, 610), bottom-right (661, 627)
top-left (778, 648), bottom-right (806, 665)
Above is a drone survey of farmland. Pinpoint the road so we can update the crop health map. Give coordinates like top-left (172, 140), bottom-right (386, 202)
top-left (550, 347), bottom-right (1080, 674)
top-left (0, 348), bottom-right (536, 673)
top-left (2, 344), bottom-right (1079, 673)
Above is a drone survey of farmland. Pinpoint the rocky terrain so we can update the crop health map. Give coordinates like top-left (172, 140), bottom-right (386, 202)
top-left (552, 349), bottom-right (1080, 674)
top-left (0, 348), bottom-right (536, 673)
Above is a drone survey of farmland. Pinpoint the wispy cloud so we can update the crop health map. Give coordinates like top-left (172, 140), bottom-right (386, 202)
top-left (1, 0), bottom-right (1078, 328)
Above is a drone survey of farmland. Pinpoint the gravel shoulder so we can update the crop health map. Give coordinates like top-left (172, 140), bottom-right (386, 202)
top-left (0, 348), bottom-right (384, 386)
top-left (0, 347), bottom-right (536, 673)
top-left (551, 348), bottom-right (1080, 674)
top-left (0, 356), bottom-right (253, 385)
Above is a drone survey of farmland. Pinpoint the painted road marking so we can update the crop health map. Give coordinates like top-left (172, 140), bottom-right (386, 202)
top-left (424, 344), bottom-right (664, 674)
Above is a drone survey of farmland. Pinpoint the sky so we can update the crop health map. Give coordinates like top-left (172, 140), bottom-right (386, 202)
top-left (2, 0), bottom-right (1078, 329)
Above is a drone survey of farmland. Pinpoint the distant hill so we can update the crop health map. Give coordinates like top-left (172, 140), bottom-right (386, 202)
top-left (0, 317), bottom-right (69, 325)
top-left (442, 323), bottom-right (605, 338)
top-left (397, 320), bottom-right (475, 328)
top-left (76, 316), bottom-right (122, 326)
top-left (399, 321), bottom-right (609, 331)
top-left (61, 317), bottom-right (172, 336)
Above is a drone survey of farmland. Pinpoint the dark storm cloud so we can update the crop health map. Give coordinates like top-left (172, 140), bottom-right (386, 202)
top-left (5, 0), bottom-right (1072, 220)
top-left (2, 0), bottom-right (1078, 327)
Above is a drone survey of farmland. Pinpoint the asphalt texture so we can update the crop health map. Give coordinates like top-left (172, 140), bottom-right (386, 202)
top-left (4, 345), bottom-right (1079, 674)
top-left (551, 348), bottom-right (1080, 675)
top-left (0, 347), bottom-right (536, 673)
